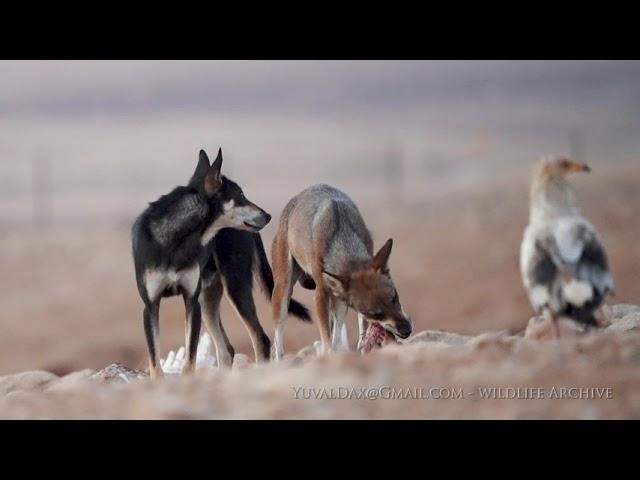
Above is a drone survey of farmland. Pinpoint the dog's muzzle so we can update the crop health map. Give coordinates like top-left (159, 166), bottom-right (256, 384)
top-left (392, 316), bottom-right (413, 339)
top-left (244, 212), bottom-right (271, 231)
top-left (378, 315), bottom-right (412, 340)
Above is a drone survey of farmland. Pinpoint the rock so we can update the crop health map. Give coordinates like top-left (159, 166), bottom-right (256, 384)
top-left (4, 390), bottom-right (36, 402)
top-left (0, 370), bottom-right (59, 396)
top-left (468, 331), bottom-right (520, 351)
top-left (405, 330), bottom-right (472, 346)
top-left (602, 304), bottom-right (640, 322)
top-left (606, 305), bottom-right (640, 332)
top-left (46, 369), bottom-right (96, 393)
top-left (524, 315), bottom-right (586, 340)
top-left (522, 304), bottom-right (640, 339)
top-left (90, 363), bottom-right (147, 383)
top-left (295, 341), bottom-right (321, 361)
top-left (232, 354), bottom-right (250, 370)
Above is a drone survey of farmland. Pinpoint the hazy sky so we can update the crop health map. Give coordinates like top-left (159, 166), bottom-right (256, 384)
top-left (3, 60), bottom-right (639, 157)
top-left (1, 61), bottom-right (639, 120)
top-left (0, 61), bottom-right (638, 225)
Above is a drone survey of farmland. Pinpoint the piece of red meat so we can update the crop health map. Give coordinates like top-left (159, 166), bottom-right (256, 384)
top-left (359, 322), bottom-right (396, 353)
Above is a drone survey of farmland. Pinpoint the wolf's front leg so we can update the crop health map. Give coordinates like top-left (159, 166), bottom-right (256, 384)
top-left (314, 289), bottom-right (333, 356)
top-left (330, 298), bottom-right (349, 351)
top-left (357, 312), bottom-right (368, 352)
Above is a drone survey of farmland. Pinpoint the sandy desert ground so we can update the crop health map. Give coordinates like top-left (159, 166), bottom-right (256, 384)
top-left (1, 312), bottom-right (640, 419)
top-left (0, 162), bottom-right (639, 419)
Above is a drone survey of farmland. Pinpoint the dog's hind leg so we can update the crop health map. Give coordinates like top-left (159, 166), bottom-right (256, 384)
top-left (143, 298), bottom-right (162, 378)
top-left (200, 274), bottom-right (235, 368)
top-left (224, 278), bottom-right (271, 363)
top-left (314, 287), bottom-right (332, 356)
top-left (271, 232), bottom-right (297, 361)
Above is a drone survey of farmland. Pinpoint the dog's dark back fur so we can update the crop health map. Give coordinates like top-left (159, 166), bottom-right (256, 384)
top-left (132, 185), bottom-right (213, 290)
top-left (132, 171), bottom-right (271, 291)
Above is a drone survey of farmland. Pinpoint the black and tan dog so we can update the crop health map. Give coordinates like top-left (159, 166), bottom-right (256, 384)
top-left (132, 148), bottom-right (309, 377)
top-left (132, 148), bottom-right (274, 378)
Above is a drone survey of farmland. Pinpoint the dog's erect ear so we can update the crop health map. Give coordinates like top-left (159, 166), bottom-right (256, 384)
top-left (322, 270), bottom-right (349, 299)
top-left (188, 149), bottom-right (211, 187)
top-left (204, 148), bottom-right (223, 196)
top-left (372, 238), bottom-right (393, 271)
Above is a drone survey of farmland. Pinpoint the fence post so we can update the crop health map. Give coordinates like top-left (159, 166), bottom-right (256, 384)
top-left (569, 129), bottom-right (586, 163)
top-left (383, 143), bottom-right (404, 207)
top-left (32, 153), bottom-right (53, 228)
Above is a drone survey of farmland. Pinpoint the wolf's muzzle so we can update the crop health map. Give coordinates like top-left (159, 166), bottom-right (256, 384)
top-left (394, 316), bottom-right (412, 339)
top-left (244, 211), bottom-right (271, 231)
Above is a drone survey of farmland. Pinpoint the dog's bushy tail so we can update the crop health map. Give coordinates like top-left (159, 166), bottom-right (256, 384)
top-left (255, 235), bottom-right (311, 322)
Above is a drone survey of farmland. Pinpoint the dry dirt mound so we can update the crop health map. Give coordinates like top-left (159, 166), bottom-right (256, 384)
top-left (1, 305), bottom-right (639, 420)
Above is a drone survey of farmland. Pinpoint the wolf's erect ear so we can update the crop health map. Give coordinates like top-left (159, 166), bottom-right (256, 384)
top-left (372, 238), bottom-right (393, 271)
top-left (212, 147), bottom-right (223, 171)
top-left (204, 148), bottom-right (223, 196)
top-left (188, 149), bottom-right (211, 187)
top-left (199, 149), bottom-right (211, 167)
top-left (322, 270), bottom-right (349, 299)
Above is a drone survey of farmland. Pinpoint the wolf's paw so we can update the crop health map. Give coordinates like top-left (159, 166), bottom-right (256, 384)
top-left (270, 343), bottom-right (283, 362)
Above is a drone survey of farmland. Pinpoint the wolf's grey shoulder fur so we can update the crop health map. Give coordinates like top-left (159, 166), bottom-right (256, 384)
top-left (145, 188), bottom-right (210, 246)
top-left (285, 184), bottom-right (374, 274)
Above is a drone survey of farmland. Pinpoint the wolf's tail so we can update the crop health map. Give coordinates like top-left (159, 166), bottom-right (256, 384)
top-left (255, 234), bottom-right (312, 322)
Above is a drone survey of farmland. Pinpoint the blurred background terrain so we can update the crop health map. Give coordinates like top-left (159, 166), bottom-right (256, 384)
top-left (0, 60), bottom-right (639, 375)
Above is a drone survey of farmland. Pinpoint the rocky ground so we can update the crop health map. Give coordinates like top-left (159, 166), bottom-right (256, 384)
top-left (1, 164), bottom-right (638, 419)
top-left (1, 304), bottom-right (639, 419)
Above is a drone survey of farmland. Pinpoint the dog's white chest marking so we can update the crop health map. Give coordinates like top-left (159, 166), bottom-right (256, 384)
top-left (145, 264), bottom-right (200, 299)
top-left (200, 200), bottom-right (237, 245)
top-left (200, 200), bottom-right (261, 246)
